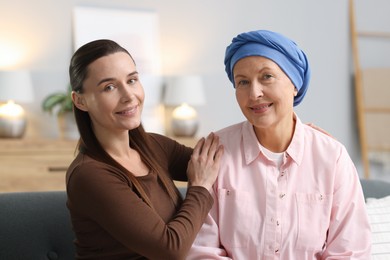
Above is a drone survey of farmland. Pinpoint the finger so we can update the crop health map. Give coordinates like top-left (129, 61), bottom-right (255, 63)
top-left (210, 134), bottom-right (220, 152)
top-left (192, 137), bottom-right (205, 158)
top-left (204, 132), bottom-right (214, 147)
top-left (198, 132), bottom-right (214, 157)
top-left (213, 145), bottom-right (224, 164)
top-left (205, 134), bottom-right (220, 160)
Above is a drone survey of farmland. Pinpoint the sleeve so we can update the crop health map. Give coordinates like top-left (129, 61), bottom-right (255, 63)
top-left (322, 146), bottom-right (372, 259)
top-left (187, 187), bottom-right (232, 259)
top-left (148, 133), bottom-right (193, 182)
top-left (67, 162), bottom-right (213, 260)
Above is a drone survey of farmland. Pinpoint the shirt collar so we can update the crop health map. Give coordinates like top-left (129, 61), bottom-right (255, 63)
top-left (242, 121), bottom-right (262, 164)
top-left (285, 113), bottom-right (305, 165)
top-left (241, 113), bottom-right (305, 166)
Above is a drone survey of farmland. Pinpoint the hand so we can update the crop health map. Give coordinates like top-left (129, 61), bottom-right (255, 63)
top-left (187, 132), bottom-right (224, 191)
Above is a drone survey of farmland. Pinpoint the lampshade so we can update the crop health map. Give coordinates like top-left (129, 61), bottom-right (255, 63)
top-left (0, 70), bottom-right (34, 138)
top-left (0, 70), bottom-right (34, 103)
top-left (164, 75), bottom-right (205, 106)
top-left (163, 75), bottom-right (205, 137)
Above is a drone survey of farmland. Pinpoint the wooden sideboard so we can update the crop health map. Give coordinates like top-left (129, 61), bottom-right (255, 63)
top-left (0, 139), bottom-right (78, 192)
top-left (0, 136), bottom-right (196, 192)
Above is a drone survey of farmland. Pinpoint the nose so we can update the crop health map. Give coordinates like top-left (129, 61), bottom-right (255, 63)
top-left (119, 83), bottom-right (134, 103)
top-left (249, 82), bottom-right (264, 99)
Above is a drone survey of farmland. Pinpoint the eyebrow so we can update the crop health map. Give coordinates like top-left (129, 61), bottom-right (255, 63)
top-left (96, 71), bottom-right (138, 86)
top-left (234, 66), bottom-right (275, 77)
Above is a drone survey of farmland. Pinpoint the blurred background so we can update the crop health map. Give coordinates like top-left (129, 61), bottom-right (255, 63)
top-left (1, 0), bottom-right (390, 180)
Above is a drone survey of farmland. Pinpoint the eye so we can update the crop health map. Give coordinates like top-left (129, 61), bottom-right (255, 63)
top-left (235, 79), bottom-right (250, 89)
top-left (128, 78), bottom-right (137, 85)
top-left (263, 74), bottom-right (273, 80)
top-left (104, 84), bottom-right (115, 92)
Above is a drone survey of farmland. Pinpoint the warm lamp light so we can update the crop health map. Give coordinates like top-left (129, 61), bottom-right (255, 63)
top-left (172, 103), bottom-right (197, 119)
top-left (164, 75), bottom-right (205, 137)
top-left (0, 41), bottom-right (25, 68)
top-left (0, 70), bottom-right (34, 138)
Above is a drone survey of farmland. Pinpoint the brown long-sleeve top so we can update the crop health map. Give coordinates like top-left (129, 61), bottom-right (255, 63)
top-left (66, 133), bottom-right (213, 260)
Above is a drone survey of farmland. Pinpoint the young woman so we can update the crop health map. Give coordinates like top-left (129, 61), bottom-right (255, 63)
top-left (188, 30), bottom-right (371, 259)
top-left (66, 39), bottom-right (223, 260)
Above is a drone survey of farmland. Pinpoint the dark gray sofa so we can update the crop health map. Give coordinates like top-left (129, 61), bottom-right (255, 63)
top-left (360, 178), bottom-right (390, 199)
top-left (0, 181), bottom-right (388, 260)
top-left (0, 191), bottom-right (75, 260)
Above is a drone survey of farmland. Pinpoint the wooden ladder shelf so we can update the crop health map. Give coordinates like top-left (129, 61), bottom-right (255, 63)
top-left (349, 0), bottom-right (390, 179)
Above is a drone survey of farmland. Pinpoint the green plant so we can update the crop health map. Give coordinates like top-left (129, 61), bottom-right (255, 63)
top-left (42, 84), bottom-right (73, 115)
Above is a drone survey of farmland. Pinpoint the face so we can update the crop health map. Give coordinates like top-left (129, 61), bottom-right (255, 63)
top-left (72, 52), bottom-right (144, 135)
top-left (233, 56), bottom-right (297, 131)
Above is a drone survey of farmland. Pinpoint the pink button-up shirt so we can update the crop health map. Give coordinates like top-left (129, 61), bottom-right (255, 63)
top-left (188, 117), bottom-right (371, 260)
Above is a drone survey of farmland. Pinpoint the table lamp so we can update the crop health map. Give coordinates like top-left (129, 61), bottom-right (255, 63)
top-left (0, 70), bottom-right (34, 138)
top-left (163, 75), bottom-right (205, 137)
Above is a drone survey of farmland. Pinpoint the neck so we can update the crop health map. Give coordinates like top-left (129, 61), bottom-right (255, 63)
top-left (254, 114), bottom-right (296, 153)
top-left (94, 128), bottom-right (131, 158)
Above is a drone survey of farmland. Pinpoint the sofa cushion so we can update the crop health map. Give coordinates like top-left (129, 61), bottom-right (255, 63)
top-left (0, 191), bottom-right (75, 260)
top-left (366, 195), bottom-right (390, 259)
top-left (360, 179), bottom-right (390, 199)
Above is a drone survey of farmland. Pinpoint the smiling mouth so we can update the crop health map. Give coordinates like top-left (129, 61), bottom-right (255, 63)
top-left (251, 103), bottom-right (272, 111)
top-left (116, 106), bottom-right (137, 115)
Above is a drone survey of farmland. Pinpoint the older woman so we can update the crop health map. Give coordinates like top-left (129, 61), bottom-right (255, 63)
top-left (188, 30), bottom-right (371, 259)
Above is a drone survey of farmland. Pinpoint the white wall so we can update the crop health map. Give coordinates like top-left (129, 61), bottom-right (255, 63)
top-left (1, 0), bottom-right (389, 177)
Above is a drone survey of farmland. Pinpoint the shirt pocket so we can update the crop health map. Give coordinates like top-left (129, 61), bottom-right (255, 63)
top-left (295, 192), bottom-right (332, 250)
top-left (218, 188), bottom-right (253, 248)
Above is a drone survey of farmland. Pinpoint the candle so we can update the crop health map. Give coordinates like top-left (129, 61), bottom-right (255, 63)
top-left (0, 100), bottom-right (25, 119)
top-left (172, 103), bottom-right (197, 120)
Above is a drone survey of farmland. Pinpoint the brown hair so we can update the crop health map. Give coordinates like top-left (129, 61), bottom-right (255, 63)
top-left (69, 39), bottom-right (181, 208)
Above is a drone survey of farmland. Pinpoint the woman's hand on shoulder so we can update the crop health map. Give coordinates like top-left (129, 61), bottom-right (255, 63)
top-left (187, 132), bottom-right (224, 191)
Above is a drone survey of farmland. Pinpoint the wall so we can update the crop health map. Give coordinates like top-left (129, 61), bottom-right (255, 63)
top-left (1, 0), bottom-right (389, 177)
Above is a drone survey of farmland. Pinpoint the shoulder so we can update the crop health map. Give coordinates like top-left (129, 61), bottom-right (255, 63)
top-left (215, 121), bottom-right (245, 143)
top-left (147, 132), bottom-right (190, 153)
top-left (303, 123), bottom-right (344, 150)
top-left (67, 153), bottom-right (114, 175)
top-left (148, 132), bottom-right (176, 146)
top-left (66, 153), bottom-right (130, 191)
top-left (146, 132), bottom-right (193, 162)
top-left (301, 123), bottom-right (351, 164)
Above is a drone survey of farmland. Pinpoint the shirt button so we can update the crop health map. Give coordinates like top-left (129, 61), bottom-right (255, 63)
top-left (275, 244), bottom-right (280, 253)
top-left (279, 193), bottom-right (286, 199)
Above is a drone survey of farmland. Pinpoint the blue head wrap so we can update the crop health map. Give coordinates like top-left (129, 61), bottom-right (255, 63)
top-left (224, 30), bottom-right (311, 106)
